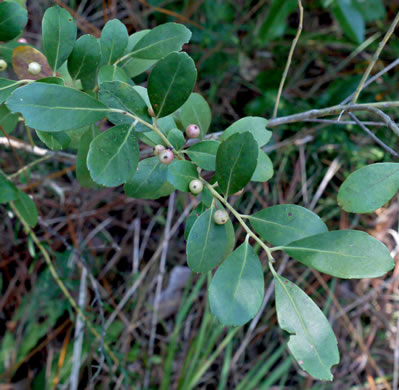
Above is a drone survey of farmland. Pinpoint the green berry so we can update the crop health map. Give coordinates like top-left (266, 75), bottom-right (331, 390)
top-left (214, 210), bottom-right (229, 225)
top-left (28, 62), bottom-right (41, 75)
top-left (0, 59), bottom-right (7, 72)
top-left (189, 179), bottom-right (203, 194)
top-left (185, 124), bottom-right (200, 138)
top-left (158, 149), bottom-right (174, 164)
top-left (154, 144), bottom-right (165, 156)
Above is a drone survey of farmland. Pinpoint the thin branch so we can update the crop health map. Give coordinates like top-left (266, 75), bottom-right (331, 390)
top-left (351, 12), bottom-right (399, 103)
top-left (348, 113), bottom-right (399, 158)
top-left (272, 0), bottom-right (303, 118)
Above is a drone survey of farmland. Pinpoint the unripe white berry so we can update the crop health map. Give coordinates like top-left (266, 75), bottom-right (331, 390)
top-left (189, 179), bottom-right (203, 194)
top-left (185, 124), bottom-right (200, 138)
top-left (28, 62), bottom-right (42, 75)
top-left (214, 210), bottom-right (229, 225)
top-left (0, 59), bottom-right (7, 72)
top-left (153, 144), bottom-right (165, 156)
top-left (148, 106), bottom-right (155, 117)
top-left (158, 149), bottom-right (174, 164)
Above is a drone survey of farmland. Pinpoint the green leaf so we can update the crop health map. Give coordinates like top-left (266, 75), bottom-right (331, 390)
top-left (337, 163), bottom-right (399, 213)
top-left (67, 34), bottom-right (101, 90)
top-left (186, 140), bottom-right (219, 171)
top-left (179, 93), bottom-right (212, 138)
top-left (98, 80), bottom-right (150, 130)
top-left (129, 23), bottom-right (191, 60)
top-left (167, 128), bottom-right (185, 150)
top-left (216, 132), bottom-right (258, 195)
top-left (0, 1), bottom-right (28, 42)
top-left (76, 125), bottom-right (101, 188)
top-left (0, 173), bottom-right (19, 203)
top-left (13, 191), bottom-right (38, 227)
top-left (332, 0), bottom-right (365, 44)
top-left (100, 19), bottom-right (128, 65)
top-left (219, 117), bottom-right (272, 148)
top-left (274, 274), bottom-right (339, 381)
top-left (42, 6), bottom-right (77, 71)
top-left (251, 150), bottom-right (273, 182)
top-left (186, 205), bottom-right (227, 273)
top-left (209, 240), bottom-right (264, 326)
top-left (120, 30), bottom-right (157, 78)
top-left (87, 123), bottom-right (139, 187)
top-left (124, 157), bottom-right (174, 199)
top-left (36, 130), bottom-right (70, 150)
top-left (281, 230), bottom-right (394, 279)
top-left (148, 52), bottom-right (197, 118)
top-left (0, 78), bottom-right (21, 104)
top-left (167, 160), bottom-right (198, 192)
top-left (184, 203), bottom-right (207, 240)
top-left (0, 104), bottom-right (19, 134)
top-left (98, 65), bottom-right (133, 86)
top-left (6, 83), bottom-right (107, 132)
top-left (249, 205), bottom-right (328, 246)
top-left (354, 0), bottom-right (385, 22)
top-left (257, 0), bottom-right (297, 44)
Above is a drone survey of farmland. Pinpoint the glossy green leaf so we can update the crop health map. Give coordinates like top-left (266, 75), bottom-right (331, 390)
top-left (282, 230), bottom-right (394, 279)
top-left (13, 191), bottom-right (38, 227)
top-left (249, 204), bottom-right (328, 246)
top-left (179, 93), bottom-right (212, 138)
top-left (129, 23), bottom-right (191, 60)
top-left (99, 80), bottom-right (150, 130)
top-left (338, 163), bottom-right (399, 213)
top-left (6, 83), bottom-right (107, 132)
top-left (251, 150), bottom-right (274, 182)
top-left (0, 173), bottom-right (18, 203)
top-left (332, 0), bottom-right (365, 44)
top-left (42, 6), bottom-right (77, 71)
top-left (186, 140), bottom-right (219, 171)
top-left (0, 104), bottom-right (18, 134)
top-left (148, 52), bottom-right (197, 118)
top-left (67, 34), bottom-right (101, 89)
top-left (0, 1), bottom-right (28, 42)
top-left (100, 19), bottom-right (128, 65)
top-left (274, 274), bottom-right (339, 381)
top-left (76, 126), bottom-right (101, 188)
top-left (219, 117), bottom-right (271, 147)
top-left (167, 160), bottom-right (198, 192)
top-left (87, 123), bottom-right (139, 187)
top-left (209, 240), bottom-right (264, 326)
top-left (257, 0), bottom-right (297, 44)
top-left (216, 132), bottom-right (258, 195)
top-left (0, 78), bottom-right (21, 104)
top-left (184, 203), bottom-right (207, 240)
top-left (120, 30), bottom-right (157, 78)
top-left (36, 130), bottom-right (70, 150)
top-left (167, 128), bottom-right (185, 150)
top-left (98, 65), bottom-right (133, 86)
top-left (186, 206), bottom-right (227, 273)
top-left (124, 157), bottom-right (174, 199)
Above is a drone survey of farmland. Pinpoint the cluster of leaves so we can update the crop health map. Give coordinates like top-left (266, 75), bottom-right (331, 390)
top-left (0, 1), bottom-right (395, 381)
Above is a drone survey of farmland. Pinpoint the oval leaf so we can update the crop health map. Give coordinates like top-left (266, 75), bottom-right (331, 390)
top-left (186, 206), bottom-right (227, 273)
top-left (249, 204), bottom-right (328, 246)
top-left (332, 0), bottom-right (365, 44)
top-left (148, 52), bottom-right (197, 118)
top-left (100, 19), bottom-right (128, 65)
top-left (12, 46), bottom-right (52, 80)
top-left (0, 78), bottom-right (22, 104)
top-left (0, 104), bottom-right (19, 134)
top-left (219, 117), bottom-right (272, 147)
top-left (13, 191), bottom-right (38, 228)
top-left (274, 274), bottom-right (339, 381)
top-left (129, 23), bottom-right (191, 60)
top-left (251, 149), bottom-right (274, 182)
top-left (166, 160), bottom-right (198, 192)
top-left (215, 132), bottom-right (258, 195)
top-left (186, 140), bottom-right (219, 171)
top-left (124, 157), bottom-right (174, 199)
top-left (0, 1), bottom-right (28, 42)
top-left (282, 230), bottom-right (394, 279)
top-left (6, 83), bottom-right (107, 132)
top-left (87, 123), bottom-right (139, 187)
top-left (42, 6), bottom-right (77, 71)
top-left (0, 173), bottom-right (19, 203)
top-left (338, 163), bottom-right (399, 213)
top-left (167, 128), bottom-right (185, 150)
top-left (209, 240), bottom-right (264, 326)
top-left (98, 65), bottom-right (133, 86)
